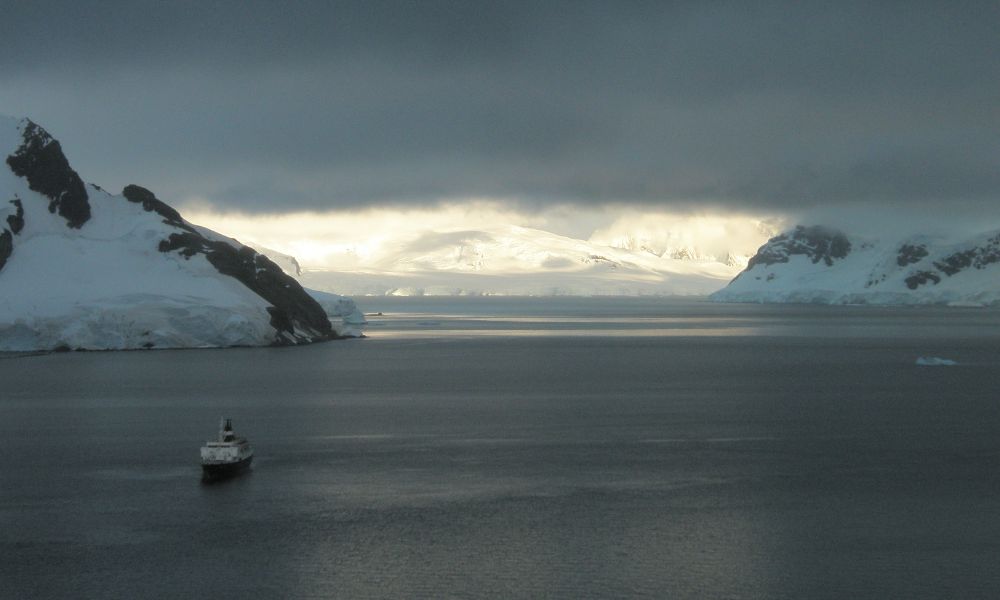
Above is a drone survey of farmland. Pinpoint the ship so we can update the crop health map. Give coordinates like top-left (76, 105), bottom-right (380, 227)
top-left (200, 418), bottom-right (254, 480)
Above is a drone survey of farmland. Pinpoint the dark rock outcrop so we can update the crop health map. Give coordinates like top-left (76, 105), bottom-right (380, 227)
top-left (905, 270), bottom-right (941, 289)
top-left (903, 233), bottom-right (1000, 289)
top-left (6, 198), bottom-right (24, 234)
top-left (5, 120), bottom-right (90, 228)
top-left (747, 225), bottom-right (851, 269)
top-left (933, 235), bottom-right (1000, 275)
top-left (934, 249), bottom-right (977, 276)
top-left (122, 184), bottom-right (187, 229)
top-left (0, 229), bottom-right (11, 271)
top-left (587, 254), bottom-right (619, 269)
top-left (905, 234), bottom-right (1000, 290)
top-left (122, 184), bottom-right (334, 343)
top-left (0, 197), bottom-right (23, 272)
top-left (896, 243), bottom-right (928, 267)
top-left (158, 230), bottom-right (334, 343)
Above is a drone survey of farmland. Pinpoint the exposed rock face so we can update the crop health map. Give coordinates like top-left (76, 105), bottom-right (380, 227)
top-left (747, 225), bottom-right (851, 269)
top-left (122, 184), bottom-right (186, 228)
top-left (0, 198), bottom-right (23, 272)
top-left (128, 184), bottom-right (336, 343)
top-left (904, 270), bottom-right (941, 289)
top-left (6, 198), bottom-right (24, 233)
top-left (935, 234), bottom-right (1000, 274)
top-left (0, 229), bottom-right (11, 271)
top-left (5, 120), bottom-right (90, 228)
top-left (585, 254), bottom-right (619, 269)
top-left (896, 243), bottom-right (928, 266)
top-left (158, 229), bottom-right (334, 343)
top-left (901, 232), bottom-right (1000, 289)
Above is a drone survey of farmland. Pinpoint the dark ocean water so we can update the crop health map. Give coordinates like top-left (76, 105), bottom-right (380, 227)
top-left (2, 297), bottom-right (1000, 599)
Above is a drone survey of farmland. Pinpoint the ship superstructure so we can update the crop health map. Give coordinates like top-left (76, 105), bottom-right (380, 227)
top-left (200, 418), bottom-right (253, 480)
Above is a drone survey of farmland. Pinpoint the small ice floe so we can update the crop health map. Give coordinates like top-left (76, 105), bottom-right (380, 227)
top-left (915, 356), bottom-right (958, 366)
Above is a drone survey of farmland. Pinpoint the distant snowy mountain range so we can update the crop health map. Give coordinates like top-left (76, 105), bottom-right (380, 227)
top-left (0, 116), bottom-right (363, 351)
top-left (295, 225), bottom-right (755, 297)
top-left (283, 216), bottom-right (1000, 305)
top-left (711, 225), bottom-right (1000, 306)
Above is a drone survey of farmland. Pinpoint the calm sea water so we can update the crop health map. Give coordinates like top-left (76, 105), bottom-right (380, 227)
top-left (2, 297), bottom-right (1000, 599)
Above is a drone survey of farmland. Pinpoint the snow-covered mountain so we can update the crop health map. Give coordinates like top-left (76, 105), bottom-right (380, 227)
top-left (0, 116), bottom-right (363, 351)
top-left (299, 224), bottom-right (748, 296)
top-left (711, 225), bottom-right (1000, 306)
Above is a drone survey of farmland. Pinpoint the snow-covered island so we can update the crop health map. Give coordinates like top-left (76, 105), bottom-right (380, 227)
top-left (0, 116), bottom-right (364, 351)
top-left (711, 225), bottom-right (1000, 306)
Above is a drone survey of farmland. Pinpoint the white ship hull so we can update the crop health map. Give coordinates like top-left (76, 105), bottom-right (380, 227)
top-left (200, 418), bottom-right (254, 481)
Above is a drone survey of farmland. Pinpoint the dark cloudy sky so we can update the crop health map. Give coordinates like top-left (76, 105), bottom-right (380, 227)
top-left (1, 1), bottom-right (997, 217)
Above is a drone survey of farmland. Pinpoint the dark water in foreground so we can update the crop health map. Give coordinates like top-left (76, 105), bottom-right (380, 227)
top-left (2, 298), bottom-right (1000, 599)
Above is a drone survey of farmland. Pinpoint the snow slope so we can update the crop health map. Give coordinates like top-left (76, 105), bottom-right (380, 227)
top-left (246, 242), bottom-right (302, 276)
top-left (0, 116), bottom-right (363, 351)
top-left (711, 225), bottom-right (1000, 305)
top-left (300, 225), bottom-right (746, 296)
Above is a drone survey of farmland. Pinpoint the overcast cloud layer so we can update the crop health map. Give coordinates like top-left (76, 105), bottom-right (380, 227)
top-left (1, 1), bottom-right (997, 217)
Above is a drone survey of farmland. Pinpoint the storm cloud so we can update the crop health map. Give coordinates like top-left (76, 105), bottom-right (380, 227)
top-left (1, 1), bottom-right (997, 216)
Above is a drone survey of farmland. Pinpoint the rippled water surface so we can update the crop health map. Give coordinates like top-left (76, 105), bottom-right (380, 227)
top-left (2, 297), bottom-right (1000, 598)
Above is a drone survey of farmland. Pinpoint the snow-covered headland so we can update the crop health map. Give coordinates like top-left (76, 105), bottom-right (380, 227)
top-left (0, 116), bottom-right (363, 351)
top-left (711, 225), bottom-right (1000, 306)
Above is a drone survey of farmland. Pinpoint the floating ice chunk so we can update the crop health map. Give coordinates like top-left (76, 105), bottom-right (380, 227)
top-left (915, 356), bottom-right (958, 366)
